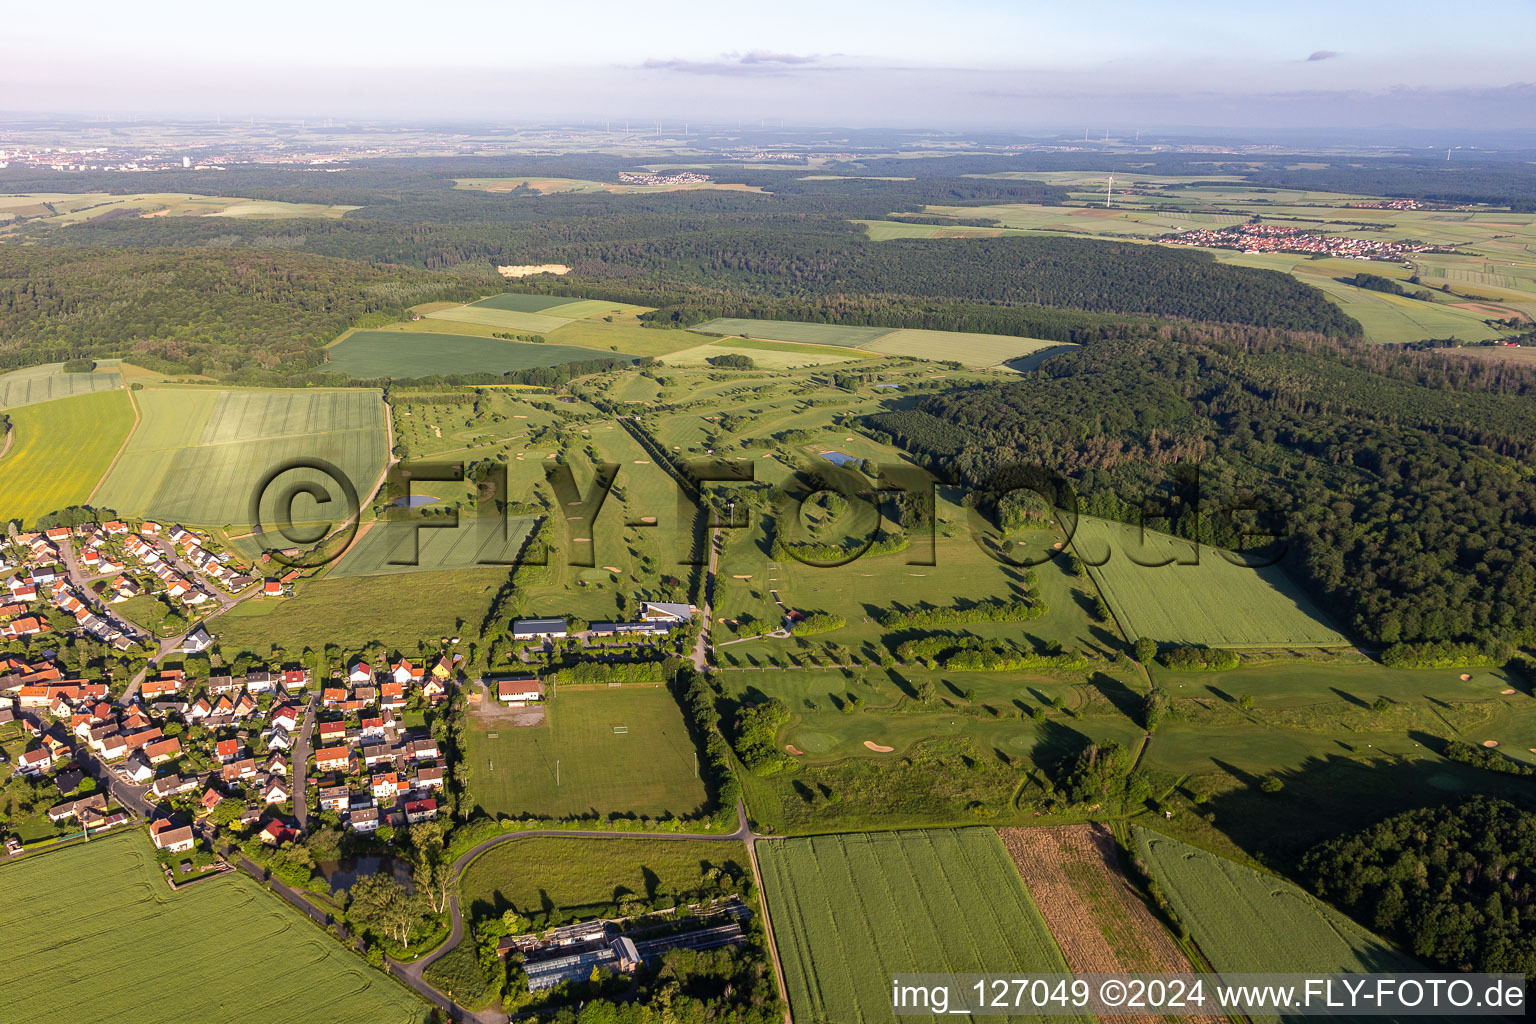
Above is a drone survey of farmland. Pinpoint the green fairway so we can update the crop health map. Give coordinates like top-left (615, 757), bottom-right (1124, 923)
top-left (93, 387), bottom-right (387, 529)
top-left (689, 318), bottom-right (892, 348)
top-left (1072, 516), bottom-right (1348, 647)
top-left (325, 330), bottom-right (623, 378)
top-left (462, 687), bottom-right (707, 821)
top-left (0, 390), bottom-right (136, 525)
top-left (329, 516), bottom-right (538, 578)
top-left (217, 566), bottom-right (505, 652)
top-left (0, 832), bottom-right (427, 1024)
top-left (459, 837), bottom-right (747, 927)
top-left (758, 829), bottom-right (1084, 1024)
top-left (864, 329), bottom-right (1070, 369)
top-left (0, 362), bottom-right (124, 409)
top-left (1132, 827), bottom-right (1417, 973)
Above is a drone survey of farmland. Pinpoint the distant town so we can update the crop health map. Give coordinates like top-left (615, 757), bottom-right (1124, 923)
top-left (1161, 222), bottom-right (1454, 261)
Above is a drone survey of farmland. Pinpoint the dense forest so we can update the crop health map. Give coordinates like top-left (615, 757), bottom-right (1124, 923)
top-left (1303, 798), bottom-right (1536, 974)
top-left (867, 328), bottom-right (1536, 648)
top-left (0, 247), bottom-right (487, 376)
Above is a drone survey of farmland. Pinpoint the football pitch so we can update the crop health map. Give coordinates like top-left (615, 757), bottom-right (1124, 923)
top-left (463, 687), bottom-right (706, 820)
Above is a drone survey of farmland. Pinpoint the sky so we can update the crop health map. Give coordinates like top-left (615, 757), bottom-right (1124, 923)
top-left (4, 0), bottom-right (1534, 132)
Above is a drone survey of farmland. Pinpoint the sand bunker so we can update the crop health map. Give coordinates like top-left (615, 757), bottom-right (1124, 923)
top-left (1483, 740), bottom-right (1501, 748)
top-left (497, 263), bottom-right (570, 277)
top-left (864, 741), bottom-right (895, 753)
top-left (639, 516), bottom-right (657, 524)
top-left (602, 566), bottom-right (621, 572)
top-left (1052, 542), bottom-right (1063, 549)
top-left (634, 459), bottom-right (651, 464)
top-left (1461, 673), bottom-right (1473, 681)
top-left (785, 745), bottom-right (803, 755)
top-left (1502, 688), bottom-right (1518, 695)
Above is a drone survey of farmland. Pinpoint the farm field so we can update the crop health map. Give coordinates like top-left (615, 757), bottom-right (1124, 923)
top-left (423, 306), bottom-right (575, 334)
top-left (0, 191), bottom-right (358, 232)
top-left (661, 339), bottom-right (867, 368)
top-left (459, 837), bottom-right (747, 928)
top-left (999, 825), bottom-right (1216, 1024)
top-left (325, 330), bottom-right (624, 378)
top-left (462, 687), bottom-right (707, 821)
top-left (216, 566), bottom-right (505, 652)
top-left (689, 318), bottom-right (893, 347)
top-left (0, 361), bottom-right (123, 408)
top-left (93, 387), bottom-right (387, 529)
top-left (863, 329), bottom-right (1070, 370)
top-left (1132, 827), bottom-right (1418, 973)
top-left (453, 176), bottom-right (764, 195)
top-left (758, 829), bottom-right (1085, 1024)
top-left (0, 832), bottom-right (427, 1024)
top-left (0, 390), bottom-right (136, 525)
top-left (328, 516), bottom-right (538, 578)
top-left (1072, 516), bottom-right (1348, 647)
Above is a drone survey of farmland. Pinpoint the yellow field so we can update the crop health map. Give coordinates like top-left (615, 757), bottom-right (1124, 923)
top-left (0, 390), bottom-right (137, 525)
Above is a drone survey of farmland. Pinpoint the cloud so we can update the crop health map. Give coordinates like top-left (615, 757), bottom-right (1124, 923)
top-left (639, 51), bottom-right (829, 76)
top-left (1306, 50), bottom-right (1340, 61)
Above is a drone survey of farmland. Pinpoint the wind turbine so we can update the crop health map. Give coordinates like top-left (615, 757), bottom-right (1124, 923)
top-left (1105, 175), bottom-right (1114, 209)
top-left (1446, 146), bottom-right (1462, 161)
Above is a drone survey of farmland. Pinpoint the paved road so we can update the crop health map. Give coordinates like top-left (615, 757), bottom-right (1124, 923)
top-left (54, 538), bottom-right (149, 646)
top-left (290, 693), bottom-right (320, 831)
top-left (398, 800), bottom-right (781, 1024)
top-left (20, 709), bottom-right (155, 817)
top-left (692, 526), bottom-right (721, 673)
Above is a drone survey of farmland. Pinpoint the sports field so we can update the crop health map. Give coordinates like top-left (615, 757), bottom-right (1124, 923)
top-left (329, 516), bottom-right (538, 578)
top-left (0, 832), bottom-right (427, 1024)
top-left (864, 329), bottom-right (1067, 370)
top-left (1072, 516), bottom-right (1348, 647)
top-left (93, 388), bottom-right (387, 528)
top-left (0, 362), bottom-right (123, 409)
top-left (326, 331), bottom-right (623, 378)
top-left (1132, 828), bottom-right (1417, 973)
top-left (689, 318), bottom-right (892, 347)
top-left (459, 837), bottom-right (747, 927)
top-left (758, 829), bottom-right (1084, 1024)
top-left (463, 687), bottom-right (707, 820)
top-left (0, 390), bottom-right (136, 525)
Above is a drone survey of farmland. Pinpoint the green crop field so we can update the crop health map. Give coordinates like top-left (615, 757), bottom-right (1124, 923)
top-left (1132, 827), bottom-right (1417, 973)
top-left (462, 687), bottom-right (707, 821)
top-left (0, 192), bottom-right (357, 233)
top-left (0, 832), bottom-right (427, 1024)
top-left (0, 390), bottom-right (136, 525)
top-left (0, 362), bottom-right (124, 409)
top-left (217, 567), bottom-right (505, 652)
top-left (863, 329), bottom-right (1070, 370)
top-left (459, 837), bottom-right (747, 927)
top-left (325, 330), bottom-right (623, 378)
top-left (689, 318), bottom-right (893, 347)
top-left (329, 516), bottom-right (538, 578)
top-left (1073, 516), bottom-right (1347, 647)
top-left (759, 829), bottom-right (1084, 1024)
top-left (423, 306), bottom-right (575, 333)
top-left (470, 294), bottom-right (581, 313)
top-left (94, 388), bottom-right (388, 529)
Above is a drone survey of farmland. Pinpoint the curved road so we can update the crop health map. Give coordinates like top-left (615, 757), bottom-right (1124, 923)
top-left (392, 800), bottom-right (789, 1024)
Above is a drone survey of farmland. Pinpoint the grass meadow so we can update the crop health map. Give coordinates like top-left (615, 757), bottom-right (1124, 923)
top-left (1072, 516), bottom-right (1347, 647)
top-left (459, 837), bottom-right (747, 927)
top-left (462, 687), bottom-right (707, 821)
top-left (328, 516), bottom-right (538, 579)
top-left (863, 329), bottom-right (1068, 370)
top-left (0, 832), bottom-right (427, 1024)
top-left (94, 387), bottom-right (388, 529)
top-left (325, 330), bottom-right (622, 378)
top-left (1132, 827), bottom-right (1418, 973)
top-left (423, 307), bottom-right (575, 334)
top-left (662, 340), bottom-right (867, 368)
top-left (758, 829), bottom-right (1084, 1024)
top-left (0, 362), bottom-right (123, 409)
top-left (217, 567), bottom-right (505, 652)
top-left (0, 390), bottom-right (136, 525)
